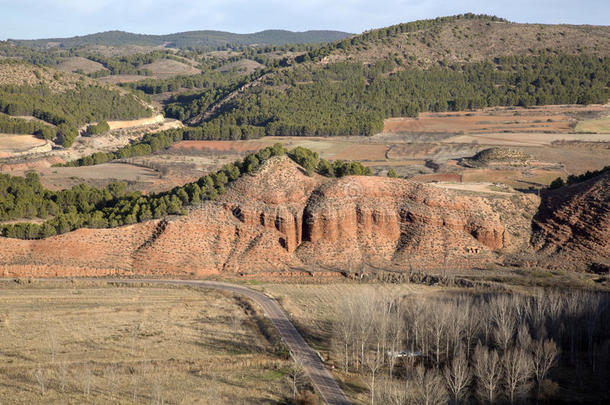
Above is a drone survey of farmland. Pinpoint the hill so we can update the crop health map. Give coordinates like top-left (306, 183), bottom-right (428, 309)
top-left (313, 14), bottom-right (610, 67)
top-left (0, 60), bottom-right (152, 147)
top-left (0, 155), bottom-right (538, 277)
top-left (12, 29), bottom-right (353, 50)
top-left (532, 170), bottom-right (610, 271)
top-left (180, 15), bottom-right (610, 137)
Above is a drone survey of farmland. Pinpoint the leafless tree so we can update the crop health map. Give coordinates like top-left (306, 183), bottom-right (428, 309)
top-left (532, 339), bottom-right (559, 400)
top-left (503, 347), bottom-right (533, 404)
top-left (288, 363), bottom-right (307, 398)
top-left (374, 377), bottom-right (408, 405)
top-left (473, 344), bottom-right (502, 404)
top-left (333, 295), bottom-right (356, 372)
top-left (444, 349), bottom-right (472, 404)
top-left (366, 342), bottom-right (384, 405)
top-left (491, 296), bottom-right (516, 353)
top-left (413, 364), bottom-right (449, 405)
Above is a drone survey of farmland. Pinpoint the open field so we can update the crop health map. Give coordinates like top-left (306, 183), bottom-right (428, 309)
top-left (0, 280), bottom-right (292, 404)
top-left (383, 104), bottom-right (609, 135)
top-left (576, 114), bottom-right (610, 133)
top-left (141, 59), bottom-right (200, 77)
top-left (106, 114), bottom-right (165, 130)
top-left (441, 132), bottom-right (610, 146)
top-left (0, 134), bottom-right (50, 156)
top-left (56, 57), bottom-right (107, 74)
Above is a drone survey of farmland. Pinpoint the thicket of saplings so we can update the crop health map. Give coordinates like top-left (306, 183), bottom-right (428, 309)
top-left (0, 144), bottom-right (369, 239)
top-left (332, 290), bottom-right (610, 404)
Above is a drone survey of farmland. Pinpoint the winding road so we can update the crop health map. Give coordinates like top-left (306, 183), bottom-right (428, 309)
top-left (98, 279), bottom-right (351, 405)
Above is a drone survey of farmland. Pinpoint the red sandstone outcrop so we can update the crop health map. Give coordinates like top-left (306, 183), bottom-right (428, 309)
top-left (0, 156), bottom-right (543, 277)
top-left (532, 172), bottom-right (610, 271)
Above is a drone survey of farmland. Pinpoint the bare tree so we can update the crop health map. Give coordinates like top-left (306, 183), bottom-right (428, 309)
top-left (366, 342), bottom-right (384, 405)
top-left (333, 296), bottom-right (356, 372)
top-left (413, 365), bottom-right (449, 405)
top-left (503, 347), bottom-right (533, 404)
top-left (473, 344), bottom-right (502, 404)
top-left (532, 339), bottom-right (559, 400)
top-left (491, 296), bottom-right (516, 353)
top-left (374, 377), bottom-right (408, 405)
top-left (444, 349), bottom-right (472, 404)
top-left (288, 363), bottom-right (307, 399)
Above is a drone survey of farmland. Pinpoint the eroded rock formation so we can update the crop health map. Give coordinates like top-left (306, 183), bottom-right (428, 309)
top-left (0, 156), bottom-right (559, 277)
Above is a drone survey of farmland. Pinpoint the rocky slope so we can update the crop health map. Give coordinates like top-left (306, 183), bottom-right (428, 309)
top-left (532, 172), bottom-right (610, 271)
top-left (0, 156), bottom-right (543, 277)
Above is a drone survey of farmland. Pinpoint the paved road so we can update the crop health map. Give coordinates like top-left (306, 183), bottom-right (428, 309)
top-left (97, 279), bottom-right (351, 405)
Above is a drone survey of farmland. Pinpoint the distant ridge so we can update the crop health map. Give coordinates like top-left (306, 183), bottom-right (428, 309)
top-left (11, 29), bottom-right (353, 49)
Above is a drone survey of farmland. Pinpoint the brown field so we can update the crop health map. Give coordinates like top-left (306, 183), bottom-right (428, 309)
top-left (460, 168), bottom-right (566, 188)
top-left (56, 57), bottom-right (107, 74)
top-left (141, 59), bottom-right (200, 78)
top-left (442, 132), bottom-right (610, 147)
top-left (0, 134), bottom-right (49, 155)
top-left (172, 140), bottom-right (277, 153)
top-left (576, 114), bottom-right (610, 133)
top-left (218, 59), bottom-right (265, 74)
top-left (0, 280), bottom-right (291, 404)
top-left (97, 75), bottom-right (154, 84)
top-left (106, 114), bottom-right (165, 131)
top-left (384, 104), bottom-right (609, 135)
top-left (36, 162), bottom-right (196, 193)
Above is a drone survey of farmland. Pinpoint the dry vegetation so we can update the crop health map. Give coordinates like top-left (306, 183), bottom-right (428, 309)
top-left (257, 281), bottom-right (610, 404)
top-left (326, 19), bottom-right (610, 67)
top-left (141, 59), bottom-right (200, 78)
top-left (0, 280), bottom-right (293, 404)
top-left (56, 57), bottom-right (107, 74)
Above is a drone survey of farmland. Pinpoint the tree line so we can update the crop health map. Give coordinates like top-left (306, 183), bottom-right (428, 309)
top-left (1, 144), bottom-right (370, 239)
top-left (0, 113), bottom-right (55, 138)
top-left (549, 166), bottom-right (609, 189)
top-left (332, 288), bottom-right (609, 404)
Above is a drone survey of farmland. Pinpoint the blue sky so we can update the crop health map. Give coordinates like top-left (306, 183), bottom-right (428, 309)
top-left (1, 0), bottom-right (608, 40)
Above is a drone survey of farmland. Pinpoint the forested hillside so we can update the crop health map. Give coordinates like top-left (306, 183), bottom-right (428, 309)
top-left (1, 144), bottom-right (369, 239)
top-left (0, 60), bottom-right (152, 146)
top-left (11, 29), bottom-right (352, 50)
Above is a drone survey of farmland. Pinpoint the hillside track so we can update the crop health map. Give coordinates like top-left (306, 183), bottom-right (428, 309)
top-left (82, 278), bottom-right (351, 405)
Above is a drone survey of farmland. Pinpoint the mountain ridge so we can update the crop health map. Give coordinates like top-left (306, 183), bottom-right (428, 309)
top-left (10, 29), bottom-right (353, 49)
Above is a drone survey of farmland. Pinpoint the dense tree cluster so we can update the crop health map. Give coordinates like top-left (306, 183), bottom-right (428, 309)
top-left (287, 146), bottom-right (372, 176)
top-left (0, 77), bottom-right (152, 146)
top-left (84, 120), bottom-right (110, 136)
top-left (3, 144), bottom-right (369, 239)
top-left (83, 51), bottom-right (179, 78)
top-left (0, 113), bottom-right (55, 138)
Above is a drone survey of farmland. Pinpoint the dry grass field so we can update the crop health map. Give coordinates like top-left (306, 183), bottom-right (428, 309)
top-left (0, 280), bottom-right (292, 404)
top-left (56, 57), bottom-right (107, 74)
top-left (0, 134), bottom-right (49, 155)
top-left (576, 114), bottom-right (610, 133)
top-left (141, 59), bottom-right (200, 78)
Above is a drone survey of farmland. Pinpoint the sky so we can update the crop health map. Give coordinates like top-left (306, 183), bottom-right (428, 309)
top-left (1, 0), bottom-right (608, 40)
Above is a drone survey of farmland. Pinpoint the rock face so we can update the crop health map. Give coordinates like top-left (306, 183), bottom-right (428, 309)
top-left (0, 156), bottom-right (543, 277)
top-left (532, 172), bottom-right (610, 271)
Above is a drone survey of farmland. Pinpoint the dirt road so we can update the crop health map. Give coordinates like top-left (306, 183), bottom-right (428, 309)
top-left (98, 278), bottom-right (351, 405)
